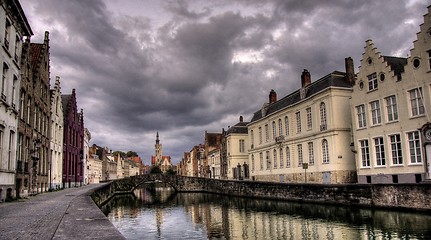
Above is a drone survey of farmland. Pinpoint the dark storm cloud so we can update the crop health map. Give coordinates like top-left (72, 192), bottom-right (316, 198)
top-left (22, 0), bottom-right (431, 163)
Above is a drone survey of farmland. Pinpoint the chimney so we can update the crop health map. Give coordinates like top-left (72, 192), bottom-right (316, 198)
top-left (239, 116), bottom-right (243, 122)
top-left (301, 69), bottom-right (311, 87)
top-left (345, 57), bottom-right (355, 85)
top-left (269, 89), bottom-right (277, 103)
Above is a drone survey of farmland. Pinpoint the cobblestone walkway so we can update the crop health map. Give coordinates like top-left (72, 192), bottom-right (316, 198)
top-left (0, 184), bottom-right (125, 240)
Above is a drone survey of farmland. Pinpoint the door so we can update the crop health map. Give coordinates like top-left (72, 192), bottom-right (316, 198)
top-left (322, 171), bottom-right (331, 184)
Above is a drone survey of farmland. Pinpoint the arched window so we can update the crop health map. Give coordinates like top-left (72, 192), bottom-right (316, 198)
top-left (278, 119), bottom-right (283, 136)
top-left (322, 139), bottom-right (329, 163)
top-left (272, 121), bottom-right (276, 139)
top-left (273, 149), bottom-right (278, 168)
top-left (279, 148), bottom-right (284, 168)
top-left (251, 154), bottom-right (255, 172)
top-left (286, 147), bottom-right (291, 167)
top-left (320, 102), bottom-right (327, 130)
top-left (285, 116), bottom-right (289, 136)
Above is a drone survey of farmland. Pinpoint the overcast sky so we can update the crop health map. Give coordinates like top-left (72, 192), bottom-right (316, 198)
top-left (21, 0), bottom-right (430, 165)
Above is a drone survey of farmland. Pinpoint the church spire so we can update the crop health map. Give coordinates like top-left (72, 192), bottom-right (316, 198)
top-left (156, 131), bottom-right (160, 144)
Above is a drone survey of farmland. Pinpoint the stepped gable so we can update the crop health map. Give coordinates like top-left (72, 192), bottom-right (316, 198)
top-left (251, 71), bottom-right (349, 122)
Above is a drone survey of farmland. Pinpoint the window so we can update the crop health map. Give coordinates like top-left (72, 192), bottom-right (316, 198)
top-left (286, 147), bottom-right (291, 167)
top-left (8, 131), bottom-right (14, 170)
top-left (258, 127), bottom-right (262, 144)
top-left (0, 129), bottom-right (3, 164)
top-left (356, 105), bottom-right (366, 128)
top-left (259, 152), bottom-right (263, 170)
top-left (279, 148), bottom-right (284, 168)
top-left (251, 154), bottom-right (255, 172)
top-left (4, 19), bottom-right (10, 49)
top-left (266, 151), bottom-right (270, 169)
top-left (20, 91), bottom-right (24, 119)
top-left (409, 88), bottom-right (424, 116)
top-left (17, 133), bottom-right (22, 161)
top-left (278, 119), bottom-right (282, 136)
top-left (389, 134), bottom-right (402, 165)
top-left (308, 142), bottom-right (314, 166)
top-left (26, 97), bottom-right (31, 123)
top-left (306, 107), bottom-right (312, 130)
top-left (297, 144), bottom-right (303, 166)
top-left (239, 139), bottom-right (245, 153)
top-left (285, 116), bottom-right (289, 135)
top-left (296, 112), bottom-right (301, 133)
top-left (368, 72), bottom-right (377, 91)
top-left (408, 131), bottom-right (422, 164)
top-left (1, 63), bottom-right (8, 100)
top-left (11, 75), bottom-right (17, 107)
top-left (250, 130), bottom-right (254, 148)
top-left (370, 100), bottom-right (381, 125)
top-left (273, 149), bottom-right (277, 169)
top-left (320, 102), bottom-right (327, 129)
top-left (265, 124), bottom-right (269, 142)
top-left (272, 121), bottom-right (276, 139)
top-left (14, 35), bottom-right (20, 61)
top-left (374, 137), bottom-right (385, 166)
top-left (385, 95), bottom-right (398, 122)
top-left (428, 50), bottom-right (431, 70)
top-left (322, 139), bottom-right (329, 164)
top-left (360, 140), bottom-right (370, 167)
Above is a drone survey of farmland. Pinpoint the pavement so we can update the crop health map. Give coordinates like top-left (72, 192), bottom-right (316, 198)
top-left (0, 184), bottom-right (125, 240)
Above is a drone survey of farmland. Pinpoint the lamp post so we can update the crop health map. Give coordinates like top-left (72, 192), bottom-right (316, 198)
top-left (302, 163), bottom-right (308, 183)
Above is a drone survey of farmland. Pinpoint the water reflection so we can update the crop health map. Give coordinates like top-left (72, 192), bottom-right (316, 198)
top-left (104, 187), bottom-right (431, 240)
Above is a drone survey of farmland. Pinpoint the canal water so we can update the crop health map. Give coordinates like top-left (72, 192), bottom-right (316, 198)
top-left (103, 187), bottom-right (431, 240)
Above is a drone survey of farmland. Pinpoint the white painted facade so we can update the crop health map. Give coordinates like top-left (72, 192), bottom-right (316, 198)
top-left (249, 70), bottom-right (356, 183)
top-left (208, 148), bottom-right (220, 179)
top-left (83, 128), bottom-right (91, 185)
top-left (352, 7), bottom-right (431, 183)
top-left (0, 0), bottom-right (32, 201)
top-left (49, 76), bottom-right (63, 189)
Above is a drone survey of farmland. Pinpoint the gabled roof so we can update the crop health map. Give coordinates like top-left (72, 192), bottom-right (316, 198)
top-left (382, 56), bottom-right (407, 80)
top-left (226, 121), bottom-right (249, 134)
top-left (30, 43), bottom-right (43, 71)
top-left (61, 94), bottom-right (72, 116)
top-left (250, 71), bottom-right (351, 123)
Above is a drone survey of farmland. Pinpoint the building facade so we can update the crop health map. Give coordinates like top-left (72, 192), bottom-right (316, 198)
top-left (83, 127), bottom-right (91, 185)
top-left (62, 89), bottom-right (84, 187)
top-left (224, 116), bottom-right (249, 180)
top-left (208, 148), bottom-right (221, 179)
top-left (0, 0), bottom-right (32, 201)
top-left (49, 76), bottom-right (63, 189)
top-left (203, 132), bottom-right (222, 178)
top-left (249, 62), bottom-right (356, 184)
top-left (352, 7), bottom-right (431, 183)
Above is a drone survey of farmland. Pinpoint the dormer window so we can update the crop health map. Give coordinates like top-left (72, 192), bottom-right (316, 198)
top-left (368, 72), bottom-right (377, 91)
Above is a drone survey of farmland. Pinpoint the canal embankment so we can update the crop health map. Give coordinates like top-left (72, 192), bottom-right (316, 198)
top-left (91, 175), bottom-right (431, 212)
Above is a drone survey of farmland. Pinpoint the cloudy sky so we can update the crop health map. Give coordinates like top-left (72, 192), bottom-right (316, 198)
top-left (21, 0), bottom-right (430, 164)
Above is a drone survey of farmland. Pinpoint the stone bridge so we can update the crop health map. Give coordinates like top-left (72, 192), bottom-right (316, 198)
top-left (90, 174), bottom-right (431, 212)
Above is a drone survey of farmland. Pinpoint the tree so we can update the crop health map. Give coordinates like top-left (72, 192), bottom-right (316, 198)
top-left (165, 168), bottom-right (176, 175)
top-left (126, 151), bottom-right (138, 157)
top-left (149, 165), bottom-right (162, 174)
top-left (112, 151), bottom-right (126, 158)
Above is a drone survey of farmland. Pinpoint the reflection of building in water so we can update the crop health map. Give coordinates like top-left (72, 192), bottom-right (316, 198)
top-left (156, 208), bottom-right (163, 235)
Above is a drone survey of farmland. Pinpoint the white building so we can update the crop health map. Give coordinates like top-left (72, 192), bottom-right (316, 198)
top-left (208, 148), bottom-right (221, 179)
top-left (83, 128), bottom-right (91, 185)
top-left (248, 61), bottom-right (356, 184)
top-left (49, 76), bottom-right (63, 189)
top-left (0, 0), bottom-right (32, 201)
top-left (352, 6), bottom-right (431, 183)
top-left (225, 116), bottom-right (249, 180)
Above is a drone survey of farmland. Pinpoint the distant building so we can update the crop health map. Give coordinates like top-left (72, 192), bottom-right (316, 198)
top-left (203, 132), bottom-right (222, 178)
top-left (151, 132), bottom-right (172, 172)
top-left (83, 128), bottom-right (91, 185)
top-left (208, 148), bottom-right (221, 179)
top-left (49, 76), bottom-right (64, 190)
top-left (1, 0), bottom-right (32, 201)
top-left (352, 6), bottom-right (431, 183)
top-left (88, 145), bottom-right (102, 184)
top-left (62, 89), bottom-right (84, 187)
top-left (249, 61), bottom-right (356, 183)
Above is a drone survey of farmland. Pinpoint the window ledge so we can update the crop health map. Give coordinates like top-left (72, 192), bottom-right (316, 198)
top-left (409, 114), bottom-right (425, 120)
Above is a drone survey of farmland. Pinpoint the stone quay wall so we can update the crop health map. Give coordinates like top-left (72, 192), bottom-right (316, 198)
top-left (92, 175), bottom-right (431, 212)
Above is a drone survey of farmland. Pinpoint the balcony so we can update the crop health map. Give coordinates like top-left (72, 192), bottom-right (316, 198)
top-left (275, 135), bottom-right (285, 143)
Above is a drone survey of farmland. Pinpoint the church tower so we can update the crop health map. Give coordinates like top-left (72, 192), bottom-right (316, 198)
top-left (155, 132), bottom-right (162, 165)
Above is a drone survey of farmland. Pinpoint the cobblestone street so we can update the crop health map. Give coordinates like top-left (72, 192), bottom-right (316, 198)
top-left (0, 184), bottom-right (124, 240)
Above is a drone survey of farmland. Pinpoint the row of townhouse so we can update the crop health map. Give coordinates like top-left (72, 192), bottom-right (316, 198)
top-left (0, 0), bottom-right (87, 202)
top-left (178, 5), bottom-right (431, 184)
top-left (88, 144), bottom-right (143, 183)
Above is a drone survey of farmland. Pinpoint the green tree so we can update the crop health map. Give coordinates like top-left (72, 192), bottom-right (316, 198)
top-left (126, 151), bottom-right (138, 157)
top-left (112, 151), bottom-right (126, 158)
top-left (149, 165), bottom-right (162, 174)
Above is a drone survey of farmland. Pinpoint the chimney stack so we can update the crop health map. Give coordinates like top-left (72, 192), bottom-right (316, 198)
top-left (301, 69), bottom-right (311, 87)
top-left (345, 57), bottom-right (355, 85)
top-left (239, 116), bottom-right (243, 122)
top-left (269, 89), bottom-right (277, 103)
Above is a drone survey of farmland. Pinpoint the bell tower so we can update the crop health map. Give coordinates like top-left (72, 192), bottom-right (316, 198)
top-left (155, 132), bottom-right (162, 164)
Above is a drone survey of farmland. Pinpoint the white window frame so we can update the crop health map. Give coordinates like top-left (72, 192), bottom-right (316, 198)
top-left (322, 139), bottom-right (329, 164)
top-left (385, 95), bottom-right (398, 122)
top-left (407, 131), bottom-right (422, 164)
top-left (370, 100), bottom-right (381, 125)
top-left (296, 112), bottom-right (301, 133)
top-left (368, 72), bottom-right (377, 91)
top-left (360, 139), bottom-right (370, 167)
top-left (279, 148), bottom-right (284, 168)
top-left (308, 142), bottom-right (314, 166)
top-left (389, 134), bottom-right (403, 165)
top-left (320, 102), bottom-right (327, 129)
top-left (374, 137), bottom-right (385, 166)
top-left (306, 107), bottom-right (312, 130)
top-left (273, 149), bottom-right (277, 169)
top-left (356, 104), bottom-right (366, 128)
top-left (409, 88), bottom-right (424, 117)
top-left (285, 116), bottom-right (289, 136)
top-left (286, 146), bottom-right (290, 168)
top-left (297, 144), bottom-right (303, 166)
